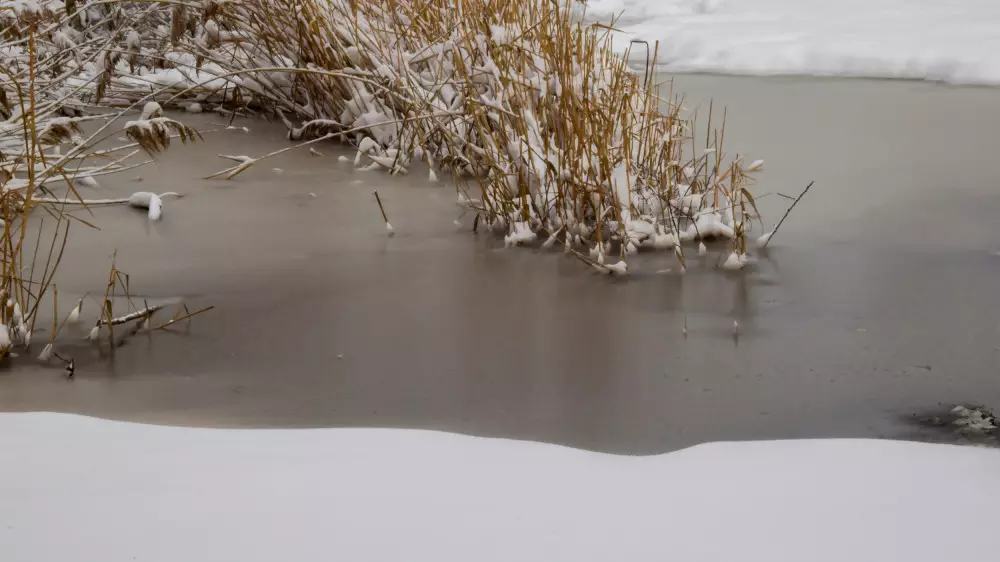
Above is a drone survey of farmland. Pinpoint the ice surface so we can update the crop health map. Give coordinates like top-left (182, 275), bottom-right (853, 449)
top-left (1, 413), bottom-right (999, 562)
top-left (584, 0), bottom-right (1000, 84)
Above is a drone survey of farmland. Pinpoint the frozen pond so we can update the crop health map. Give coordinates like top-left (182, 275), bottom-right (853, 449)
top-left (1, 75), bottom-right (998, 453)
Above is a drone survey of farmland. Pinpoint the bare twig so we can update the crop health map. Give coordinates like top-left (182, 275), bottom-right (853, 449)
top-left (153, 305), bottom-right (215, 331)
top-left (762, 181), bottom-right (815, 248)
top-left (97, 304), bottom-right (165, 327)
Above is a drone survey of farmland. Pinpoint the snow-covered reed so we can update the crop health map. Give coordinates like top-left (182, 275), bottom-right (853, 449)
top-left (0, 0), bottom-right (771, 364)
top-left (194, 0), bottom-right (768, 269)
top-left (4, 0), bottom-right (768, 272)
top-left (0, 3), bottom-right (203, 362)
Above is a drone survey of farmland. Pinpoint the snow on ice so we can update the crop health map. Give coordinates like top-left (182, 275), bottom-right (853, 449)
top-left (1, 413), bottom-right (999, 562)
top-left (583, 0), bottom-right (1000, 85)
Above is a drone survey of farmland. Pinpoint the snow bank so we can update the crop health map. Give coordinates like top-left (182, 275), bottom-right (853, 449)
top-left (2, 413), bottom-right (999, 562)
top-left (584, 0), bottom-right (1000, 84)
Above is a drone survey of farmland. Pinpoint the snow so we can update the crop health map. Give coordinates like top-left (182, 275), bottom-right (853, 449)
top-left (686, 210), bottom-right (735, 240)
top-left (604, 260), bottom-right (628, 275)
top-left (74, 176), bottom-right (100, 189)
top-left (650, 229), bottom-right (678, 250)
top-left (2, 413), bottom-right (1000, 562)
top-left (504, 221), bottom-right (537, 247)
top-left (139, 101), bottom-right (162, 120)
top-left (147, 194), bottom-right (162, 221)
top-left (584, 0), bottom-right (1000, 85)
top-left (67, 300), bottom-right (81, 324)
top-left (127, 191), bottom-right (156, 209)
top-left (951, 405), bottom-right (998, 432)
top-left (722, 251), bottom-right (744, 270)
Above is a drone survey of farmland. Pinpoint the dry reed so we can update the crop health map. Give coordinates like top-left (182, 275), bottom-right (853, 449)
top-left (0, 1), bottom-right (208, 362)
top-left (180, 0), bottom-right (765, 266)
top-left (0, 0), bottom-right (770, 362)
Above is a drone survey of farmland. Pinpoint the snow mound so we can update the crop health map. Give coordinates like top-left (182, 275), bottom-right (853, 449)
top-left (2, 413), bottom-right (999, 562)
top-left (584, 0), bottom-right (1000, 85)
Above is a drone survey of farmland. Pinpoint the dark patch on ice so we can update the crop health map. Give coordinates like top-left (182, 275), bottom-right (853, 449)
top-left (907, 404), bottom-right (998, 447)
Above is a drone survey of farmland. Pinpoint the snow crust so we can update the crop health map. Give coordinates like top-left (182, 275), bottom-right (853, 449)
top-left (585, 0), bottom-right (1000, 84)
top-left (2, 413), bottom-right (1000, 562)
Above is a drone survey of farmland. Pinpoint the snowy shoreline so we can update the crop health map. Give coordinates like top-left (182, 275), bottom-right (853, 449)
top-left (585, 0), bottom-right (1000, 85)
top-left (2, 412), bottom-right (1000, 562)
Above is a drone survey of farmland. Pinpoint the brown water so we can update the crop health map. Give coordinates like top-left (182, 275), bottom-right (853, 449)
top-left (1, 75), bottom-right (999, 454)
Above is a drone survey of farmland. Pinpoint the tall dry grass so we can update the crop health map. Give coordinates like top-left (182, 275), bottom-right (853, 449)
top-left (0, 0), bottom-right (205, 361)
top-left (0, 0), bottom-right (766, 360)
top-left (194, 0), bottom-right (765, 271)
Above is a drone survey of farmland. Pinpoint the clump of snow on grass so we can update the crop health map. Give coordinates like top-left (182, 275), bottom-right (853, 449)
top-left (74, 176), bottom-right (100, 189)
top-left (67, 300), bottom-right (82, 324)
top-left (685, 211), bottom-right (735, 240)
top-left (755, 231), bottom-right (773, 248)
top-left (128, 192), bottom-right (176, 221)
top-left (504, 221), bottom-right (537, 247)
top-left (147, 194), bottom-right (162, 221)
top-left (604, 260), bottom-right (628, 275)
top-left (722, 252), bottom-right (744, 271)
top-left (139, 101), bottom-right (162, 120)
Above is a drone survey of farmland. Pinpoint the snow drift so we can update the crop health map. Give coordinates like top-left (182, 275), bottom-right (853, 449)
top-left (584, 0), bottom-right (1000, 84)
top-left (1, 413), bottom-right (999, 562)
